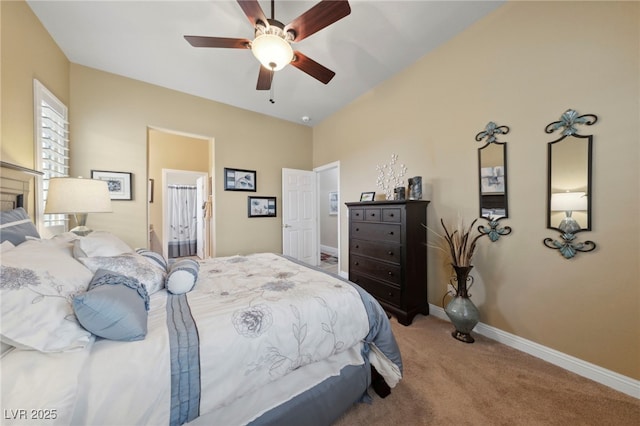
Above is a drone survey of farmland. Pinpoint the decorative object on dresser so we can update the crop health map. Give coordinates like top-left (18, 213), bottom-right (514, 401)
top-left (376, 154), bottom-right (408, 200)
top-left (435, 217), bottom-right (483, 343)
top-left (407, 176), bottom-right (422, 200)
top-left (44, 177), bottom-right (113, 236)
top-left (346, 200), bottom-right (429, 326)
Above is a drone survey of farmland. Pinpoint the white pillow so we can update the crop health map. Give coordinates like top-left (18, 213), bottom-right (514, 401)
top-left (73, 231), bottom-right (133, 258)
top-left (0, 239), bottom-right (94, 352)
top-left (77, 253), bottom-right (166, 295)
top-left (166, 258), bottom-right (199, 295)
top-left (0, 240), bottom-right (15, 253)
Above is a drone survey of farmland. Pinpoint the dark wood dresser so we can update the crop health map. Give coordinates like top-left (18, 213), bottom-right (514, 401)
top-left (346, 200), bottom-right (429, 326)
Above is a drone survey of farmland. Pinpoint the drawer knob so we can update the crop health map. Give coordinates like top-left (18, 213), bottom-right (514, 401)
top-left (389, 213), bottom-right (394, 217)
top-left (387, 251), bottom-right (393, 255)
top-left (356, 213), bottom-right (360, 217)
top-left (356, 228), bottom-right (360, 232)
top-left (388, 292), bottom-right (394, 297)
top-left (354, 261), bottom-right (359, 266)
top-left (355, 244), bottom-right (360, 249)
top-left (371, 213), bottom-right (376, 217)
top-left (388, 231), bottom-right (394, 235)
top-left (388, 271), bottom-right (393, 276)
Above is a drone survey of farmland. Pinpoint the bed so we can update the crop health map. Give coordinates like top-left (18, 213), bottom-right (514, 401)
top-left (0, 164), bottom-right (402, 426)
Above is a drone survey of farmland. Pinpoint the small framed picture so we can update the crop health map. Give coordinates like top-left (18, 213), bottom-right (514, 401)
top-left (91, 170), bottom-right (133, 200)
top-left (360, 191), bottom-right (375, 202)
top-left (329, 191), bottom-right (338, 215)
top-left (224, 168), bottom-right (256, 191)
top-left (248, 196), bottom-right (276, 218)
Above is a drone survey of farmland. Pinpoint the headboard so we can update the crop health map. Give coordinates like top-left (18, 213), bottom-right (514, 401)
top-left (0, 161), bottom-right (43, 213)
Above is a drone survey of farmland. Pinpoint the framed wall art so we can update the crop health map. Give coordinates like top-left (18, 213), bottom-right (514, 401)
top-left (329, 191), bottom-right (338, 215)
top-left (224, 168), bottom-right (256, 191)
top-left (360, 191), bottom-right (375, 202)
top-left (91, 170), bottom-right (132, 200)
top-left (248, 196), bottom-right (276, 218)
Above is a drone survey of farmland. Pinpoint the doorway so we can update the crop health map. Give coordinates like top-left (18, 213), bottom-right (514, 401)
top-left (147, 127), bottom-right (213, 259)
top-left (315, 162), bottom-right (340, 275)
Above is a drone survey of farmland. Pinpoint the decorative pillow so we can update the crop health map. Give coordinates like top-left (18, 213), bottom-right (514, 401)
top-left (135, 248), bottom-right (168, 272)
top-left (73, 269), bottom-right (150, 341)
top-left (0, 240), bottom-right (15, 253)
top-left (0, 207), bottom-right (40, 245)
top-left (166, 258), bottom-right (200, 295)
top-left (77, 252), bottom-right (165, 294)
top-left (0, 239), bottom-right (94, 352)
top-left (73, 231), bottom-right (133, 258)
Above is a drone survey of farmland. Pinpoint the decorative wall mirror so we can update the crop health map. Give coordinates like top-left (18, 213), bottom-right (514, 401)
top-left (543, 109), bottom-right (597, 258)
top-left (475, 122), bottom-right (512, 241)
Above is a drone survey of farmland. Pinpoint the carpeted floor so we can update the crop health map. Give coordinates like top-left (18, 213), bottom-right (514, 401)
top-left (334, 315), bottom-right (639, 425)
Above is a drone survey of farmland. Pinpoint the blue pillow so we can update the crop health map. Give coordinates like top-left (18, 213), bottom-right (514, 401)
top-left (135, 248), bottom-right (168, 272)
top-left (73, 269), bottom-right (150, 341)
top-left (166, 258), bottom-right (199, 295)
top-left (0, 208), bottom-right (40, 245)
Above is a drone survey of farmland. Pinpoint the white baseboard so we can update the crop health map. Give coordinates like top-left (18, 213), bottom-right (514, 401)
top-left (429, 304), bottom-right (640, 399)
top-left (320, 245), bottom-right (338, 257)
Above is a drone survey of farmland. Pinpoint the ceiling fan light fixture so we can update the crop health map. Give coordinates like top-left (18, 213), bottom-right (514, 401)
top-left (251, 21), bottom-right (294, 71)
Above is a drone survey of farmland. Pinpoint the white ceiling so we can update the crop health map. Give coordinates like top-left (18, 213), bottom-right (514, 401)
top-left (26, 0), bottom-right (504, 126)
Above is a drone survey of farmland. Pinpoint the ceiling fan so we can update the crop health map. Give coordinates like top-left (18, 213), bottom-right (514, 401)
top-left (184, 0), bottom-right (351, 93)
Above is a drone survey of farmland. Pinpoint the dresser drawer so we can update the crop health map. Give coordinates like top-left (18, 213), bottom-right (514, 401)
top-left (350, 239), bottom-right (401, 264)
top-left (350, 209), bottom-right (364, 221)
top-left (382, 208), bottom-right (401, 223)
top-left (349, 273), bottom-right (401, 307)
top-left (364, 208), bottom-right (381, 221)
top-left (351, 222), bottom-right (401, 243)
top-left (349, 254), bottom-right (402, 286)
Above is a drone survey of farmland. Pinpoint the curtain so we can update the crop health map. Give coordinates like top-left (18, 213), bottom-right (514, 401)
top-left (167, 185), bottom-right (197, 258)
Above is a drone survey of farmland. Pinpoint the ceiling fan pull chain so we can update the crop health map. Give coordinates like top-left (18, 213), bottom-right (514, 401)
top-left (269, 66), bottom-right (275, 104)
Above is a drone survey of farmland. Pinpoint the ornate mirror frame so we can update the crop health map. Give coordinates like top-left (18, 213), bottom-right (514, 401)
top-left (543, 109), bottom-right (597, 259)
top-left (475, 122), bottom-right (512, 242)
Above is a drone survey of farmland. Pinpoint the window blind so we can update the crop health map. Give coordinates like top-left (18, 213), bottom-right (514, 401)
top-left (34, 79), bottom-right (69, 230)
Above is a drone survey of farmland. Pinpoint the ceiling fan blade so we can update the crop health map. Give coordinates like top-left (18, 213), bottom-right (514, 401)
top-left (285, 0), bottom-right (351, 42)
top-left (290, 51), bottom-right (335, 84)
top-left (237, 0), bottom-right (269, 27)
top-left (184, 36), bottom-right (250, 49)
top-left (256, 66), bottom-right (273, 90)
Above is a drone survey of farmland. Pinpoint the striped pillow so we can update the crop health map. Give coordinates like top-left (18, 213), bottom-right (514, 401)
top-left (135, 248), bottom-right (168, 272)
top-left (166, 258), bottom-right (199, 295)
top-left (0, 208), bottom-right (40, 245)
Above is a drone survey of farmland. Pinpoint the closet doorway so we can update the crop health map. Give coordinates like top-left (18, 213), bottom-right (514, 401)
top-left (315, 162), bottom-right (340, 275)
top-left (147, 128), bottom-right (214, 260)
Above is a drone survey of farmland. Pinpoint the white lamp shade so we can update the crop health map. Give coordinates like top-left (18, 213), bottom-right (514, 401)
top-left (251, 34), bottom-right (293, 71)
top-left (550, 191), bottom-right (587, 212)
top-left (45, 177), bottom-right (113, 214)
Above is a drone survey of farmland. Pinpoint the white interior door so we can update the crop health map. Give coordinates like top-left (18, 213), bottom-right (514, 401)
top-left (282, 168), bottom-right (317, 266)
top-left (196, 176), bottom-right (206, 259)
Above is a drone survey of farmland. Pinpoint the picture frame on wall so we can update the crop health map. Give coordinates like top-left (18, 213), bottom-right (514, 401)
top-left (329, 191), bottom-right (338, 215)
top-left (248, 196), bottom-right (276, 218)
top-left (360, 191), bottom-right (375, 202)
top-left (91, 170), bottom-right (133, 200)
top-left (224, 168), bottom-right (256, 191)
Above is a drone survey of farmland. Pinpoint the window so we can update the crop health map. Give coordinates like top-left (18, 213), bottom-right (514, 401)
top-left (34, 79), bottom-right (69, 234)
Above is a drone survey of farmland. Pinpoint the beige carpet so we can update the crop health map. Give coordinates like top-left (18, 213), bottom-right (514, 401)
top-left (334, 315), bottom-right (639, 425)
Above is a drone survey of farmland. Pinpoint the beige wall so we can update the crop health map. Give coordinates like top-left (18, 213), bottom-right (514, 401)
top-left (69, 64), bottom-right (312, 254)
top-left (314, 1), bottom-right (639, 379)
top-left (0, 0), bottom-right (69, 170)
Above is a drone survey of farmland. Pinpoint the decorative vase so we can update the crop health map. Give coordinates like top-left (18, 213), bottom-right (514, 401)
top-left (444, 265), bottom-right (479, 343)
top-left (408, 176), bottom-right (422, 200)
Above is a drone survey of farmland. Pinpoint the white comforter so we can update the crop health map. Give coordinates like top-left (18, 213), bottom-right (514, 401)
top-left (2, 253), bottom-right (386, 425)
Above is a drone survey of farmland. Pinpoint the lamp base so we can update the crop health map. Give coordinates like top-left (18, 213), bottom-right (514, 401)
top-left (70, 225), bottom-right (92, 236)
